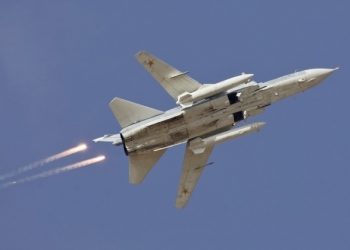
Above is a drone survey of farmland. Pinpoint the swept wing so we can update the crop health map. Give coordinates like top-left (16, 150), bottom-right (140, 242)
top-left (176, 140), bottom-right (214, 208)
top-left (136, 51), bottom-right (201, 100)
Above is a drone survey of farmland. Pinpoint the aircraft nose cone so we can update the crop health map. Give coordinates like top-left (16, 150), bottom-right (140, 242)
top-left (318, 67), bottom-right (338, 77)
top-left (314, 67), bottom-right (339, 80)
top-left (305, 67), bottom-right (338, 84)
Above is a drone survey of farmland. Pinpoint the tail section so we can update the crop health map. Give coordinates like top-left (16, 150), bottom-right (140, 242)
top-left (109, 97), bottom-right (163, 128)
top-left (108, 98), bottom-right (166, 183)
top-left (128, 149), bottom-right (166, 184)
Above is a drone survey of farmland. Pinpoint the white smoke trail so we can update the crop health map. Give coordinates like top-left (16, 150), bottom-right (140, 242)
top-left (0, 144), bottom-right (88, 181)
top-left (0, 155), bottom-right (105, 190)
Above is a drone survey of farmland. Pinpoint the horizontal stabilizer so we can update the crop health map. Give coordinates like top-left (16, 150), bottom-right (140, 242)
top-left (109, 97), bottom-right (163, 128)
top-left (128, 149), bottom-right (166, 184)
top-left (136, 51), bottom-right (201, 101)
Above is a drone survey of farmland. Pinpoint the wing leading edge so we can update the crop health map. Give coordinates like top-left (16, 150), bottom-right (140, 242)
top-left (136, 51), bottom-right (201, 101)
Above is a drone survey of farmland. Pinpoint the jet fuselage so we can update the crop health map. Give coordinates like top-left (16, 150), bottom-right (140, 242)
top-left (94, 50), bottom-right (338, 207)
top-left (120, 68), bottom-right (336, 154)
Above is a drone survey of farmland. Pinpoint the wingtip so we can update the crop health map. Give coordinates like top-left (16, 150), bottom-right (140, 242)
top-left (109, 97), bottom-right (123, 106)
top-left (135, 50), bottom-right (144, 56)
top-left (135, 50), bottom-right (149, 58)
top-left (175, 201), bottom-right (187, 209)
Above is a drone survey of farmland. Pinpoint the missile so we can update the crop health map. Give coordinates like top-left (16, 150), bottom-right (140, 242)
top-left (177, 73), bottom-right (254, 106)
top-left (189, 122), bottom-right (266, 154)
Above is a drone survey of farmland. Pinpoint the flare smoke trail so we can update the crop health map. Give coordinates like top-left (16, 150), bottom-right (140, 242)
top-left (0, 155), bottom-right (105, 189)
top-left (0, 144), bottom-right (87, 182)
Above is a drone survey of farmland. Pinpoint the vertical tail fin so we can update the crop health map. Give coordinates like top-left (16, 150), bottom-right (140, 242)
top-left (109, 97), bottom-right (163, 128)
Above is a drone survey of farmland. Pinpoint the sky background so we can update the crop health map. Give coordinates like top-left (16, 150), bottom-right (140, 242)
top-left (0, 0), bottom-right (349, 249)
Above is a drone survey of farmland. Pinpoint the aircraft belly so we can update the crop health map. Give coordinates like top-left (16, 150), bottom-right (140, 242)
top-left (186, 115), bottom-right (234, 138)
top-left (123, 113), bottom-right (188, 153)
top-left (123, 88), bottom-right (276, 153)
top-left (184, 98), bottom-right (234, 139)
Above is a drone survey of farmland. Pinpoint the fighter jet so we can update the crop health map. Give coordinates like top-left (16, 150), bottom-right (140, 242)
top-left (94, 51), bottom-right (338, 208)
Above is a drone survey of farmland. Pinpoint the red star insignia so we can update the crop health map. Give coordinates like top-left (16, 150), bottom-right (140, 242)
top-left (146, 59), bottom-right (154, 67)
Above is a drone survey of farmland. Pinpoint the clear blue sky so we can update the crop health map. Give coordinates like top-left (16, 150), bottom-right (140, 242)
top-left (0, 1), bottom-right (349, 249)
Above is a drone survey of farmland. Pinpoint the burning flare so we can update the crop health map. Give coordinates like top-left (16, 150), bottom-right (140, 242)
top-left (0, 143), bottom-right (88, 181)
top-left (0, 155), bottom-right (105, 189)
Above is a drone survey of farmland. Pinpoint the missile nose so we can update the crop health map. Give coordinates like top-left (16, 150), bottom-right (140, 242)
top-left (255, 122), bottom-right (266, 128)
top-left (242, 73), bottom-right (254, 77)
top-left (242, 73), bottom-right (254, 80)
top-left (252, 122), bottom-right (266, 131)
